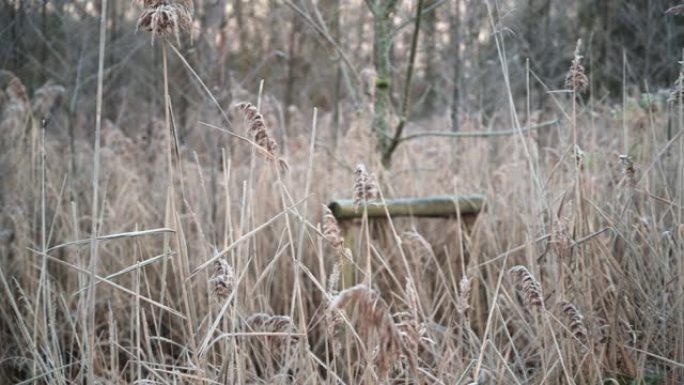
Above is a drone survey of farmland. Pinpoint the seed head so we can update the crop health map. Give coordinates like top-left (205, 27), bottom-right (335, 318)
top-left (322, 205), bottom-right (344, 252)
top-left (136, 1), bottom-right (193, 44)
top-left (559, 301), bottom-right (588, 345)
top-left (328, 284), bottom-right (401, 379)
top-left (353, 163), bottom-right (378, 211)
top-left (235, 102), bottom-right (287, 170)
top-left (209, 257), bottom-right (234, 303)
top-left (619, 155), bottom-right (636, 188)
top-left (565, 39), bottom-right (588, 93)
top-left (245, 313), bottom-right (299, 362)
top-left (457, 275), bottom-right (471, 317)
top-left (668, 65), bottom-right (684, 107)
top-left (508, 265), bottom-right (545, 311)
top-left (666, 4), bottom-right (684, 15)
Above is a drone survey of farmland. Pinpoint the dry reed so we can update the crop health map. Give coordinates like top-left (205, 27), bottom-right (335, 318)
top-left (565, 39), bottom-right (588, 93)
top-left (209, 257), bottom-right (234, 303)
top-left (136, 0), bottom-right (193, 43)
top-left (31, 81), bottom-right (65, 119)
top-left (352, 163), bottom-right (378, 211)
top-left (668, 68), bottom-right (684, 106)
top-left (234, 102), bottom-right (288, 169)
top-left (322, 205), bottom-right (344, 252)
top-left (402, 230), bottom-right (436, 265)
top-left (245, 313), bottom-right (299, 362)
top-left (508, 265), bottom-right (545, 311)
top-left (328, 284), bottom-right (402, 378)
top-left (327, 260), bottom-right (342, 295)
top-left (619, 154), bottom-right (636, 188)
top-left (559, 301), bottom-right (588, 345)
top-left (457, 275), bottom-right (471, 318)
top-left (666, 3), bottom-right (684, 15)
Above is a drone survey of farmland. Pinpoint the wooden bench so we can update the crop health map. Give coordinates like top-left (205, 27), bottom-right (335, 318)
top-left (326, 194), bottom-right (485, 288)
top-left (327, 194), bottom-right (485, 221)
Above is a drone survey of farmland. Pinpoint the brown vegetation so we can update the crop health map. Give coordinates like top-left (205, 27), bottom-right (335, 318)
top-left (1, 1), bottom-right (683, 384)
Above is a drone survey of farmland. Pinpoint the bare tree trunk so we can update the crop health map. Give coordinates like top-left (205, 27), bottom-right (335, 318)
top-left (218, 2), bottom-right (229, 86)
top-left (600, 0), bottom-right (611, 93)
top-left (245, 0), bottom-right (263, 54)
top-left (12, 0), bottom-right (21, 71)
top-left (329, 0), bottom-right (342, 148)
top-left (463, 0), bottom-right (480, 119)
top-left (41, 0), bottom-right (48, 64)
top-left (423, 0), bottom-right (439, 116)
top-left (355, 3), bottom-right (366, 60)
top-left (314, 0), bottom-right (342, 145)
top-left (450, 0), bottom-right (461, 131)
top-left (267, 0), bottom-right (280, 54)
top-left (284, 12), bottom-right (301, 129)
top-left (110, 0), bottom-right (117, 65)
top-left (234, 0), bottom-right (248, 69)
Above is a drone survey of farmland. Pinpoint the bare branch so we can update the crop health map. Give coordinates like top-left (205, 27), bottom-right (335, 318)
top-left (381, 0), bottom-right (425, 166)
top-left (397, 119), bottom-right (559, 142)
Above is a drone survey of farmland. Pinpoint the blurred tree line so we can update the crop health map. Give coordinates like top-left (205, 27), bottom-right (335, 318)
top-left (1, 0), bottom-right (683, 139)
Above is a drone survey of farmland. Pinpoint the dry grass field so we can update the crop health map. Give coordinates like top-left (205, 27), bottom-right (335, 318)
top-left (1, 1), bottom-right (683, 384)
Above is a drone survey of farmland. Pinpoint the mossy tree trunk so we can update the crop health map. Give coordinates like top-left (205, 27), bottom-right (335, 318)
top-left (368, 0), bottom-right (399, 155)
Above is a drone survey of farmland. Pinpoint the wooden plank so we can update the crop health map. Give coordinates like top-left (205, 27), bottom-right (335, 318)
top-left (328, 194), bottom-right (485, 220)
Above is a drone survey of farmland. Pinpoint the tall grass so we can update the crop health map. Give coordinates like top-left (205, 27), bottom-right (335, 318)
top-left (0, 2), bottom-right (683, 385)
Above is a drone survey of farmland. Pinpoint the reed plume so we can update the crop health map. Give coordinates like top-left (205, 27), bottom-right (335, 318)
top-left (322, 205), bottom-right (344, 252)
top-left (235, 102), bottom-right (287, 170)
top-left (209, 257), bottom-right (234, 303)
top-left (31, 81), bottom-right (65, 119)
top-left (327, 260), bottom-right (342, 295)
top-left (328, 284), bottom-right (401, 378)
top-left (574, 144), bottom-right (585, 169)
top-left (402, 230), bottom-right (435, 265)
top-left (457, 275), bottom-right (471, 318)
top-left (666, 3), bottom-right (684, 15)
top-left (565, 39), bottom-right (588, 93)
top-left (668, 66), bottom-right (684, 107)
top-left (245, 313), bottom-right (298, 362)
top-left (0, 70), bottom-right (29, 105)
top-left (0, 71), bottom-right (29, 130)
top-left (551, 217), bottom-right (571, 260)
top-left (136, 0), bottom-right (193, 43)
top-left (399, 280), bottom-right (421, 350)
top-left (508, 265), bottom-right (545, 311)
top-left (559, 301), bottom-right (588, 345)
top-left (353, 163), bottom-right (378, 211)
top-left (619, 155), bottom-right (636, 188)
